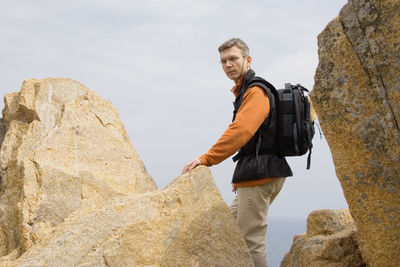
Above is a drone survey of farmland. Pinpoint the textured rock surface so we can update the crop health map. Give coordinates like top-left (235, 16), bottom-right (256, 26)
top-left (281, 209), bottom-right (365, 267)
top-left (0, 166), bottom-right (253, 267)
top-left (306, 209), bottom-right (355, 237)
top-left (311, 1), bottom-right (400, 266)
top-left (0, 78), bottom-right (158, 257)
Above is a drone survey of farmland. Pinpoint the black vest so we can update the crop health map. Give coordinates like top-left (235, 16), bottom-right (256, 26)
top-left (232, 70), bottom-right (292, 183)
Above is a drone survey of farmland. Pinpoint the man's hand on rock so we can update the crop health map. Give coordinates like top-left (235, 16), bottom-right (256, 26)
top-left (182, 159), bottom-right (201, 174)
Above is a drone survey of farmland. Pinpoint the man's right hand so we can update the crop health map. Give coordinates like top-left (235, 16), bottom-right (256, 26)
top-left (182, 159), bottom-right (201, 174)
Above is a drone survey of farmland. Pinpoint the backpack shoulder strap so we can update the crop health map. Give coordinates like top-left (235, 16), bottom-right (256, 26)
top-left (248, 77), bottom-right (277, 93)
top-left (247, 78), bottom-right (278, 105)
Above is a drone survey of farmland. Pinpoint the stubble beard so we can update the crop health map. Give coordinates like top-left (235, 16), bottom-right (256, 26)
top-left (226, 70), bottom-right (240, 82)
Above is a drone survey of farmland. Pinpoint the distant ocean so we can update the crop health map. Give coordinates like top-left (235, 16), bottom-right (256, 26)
top-left (266, 217), bottom-right (307, 267)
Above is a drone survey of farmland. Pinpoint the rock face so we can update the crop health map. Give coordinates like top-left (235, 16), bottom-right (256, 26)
top-left (311, 1), bottom-right (400, 266)
top-left (0, 166), bottom-right (253, 267)
top-left (281, 209), bottom-right (365, 267)
top-left (0, 79), bottom-right (158, 257)
top-left (0, 78), bottom-right (253, 266)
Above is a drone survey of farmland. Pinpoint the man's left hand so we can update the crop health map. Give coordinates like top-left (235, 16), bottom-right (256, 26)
top-left (182, 159), bottom-right (201, 174)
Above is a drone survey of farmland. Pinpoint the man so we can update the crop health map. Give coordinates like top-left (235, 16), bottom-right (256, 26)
top-left (182, 38), bottom-right (292, 267)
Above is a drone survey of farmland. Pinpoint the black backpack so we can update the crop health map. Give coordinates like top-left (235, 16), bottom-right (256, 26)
top-left (275, 83), bottom-right (315, 169)
top-left (237, 80), bottom-right (315, 169)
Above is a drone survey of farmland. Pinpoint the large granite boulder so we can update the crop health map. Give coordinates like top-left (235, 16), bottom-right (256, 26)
top-left (0, 166), bottom-right (253, 267)
top-left (281, 209), bottom-right (365, 267)
top-left (0, 79), bottom-right (253, 266)
top-left (0, 78), bottom-right (158, 257)
top-left (311, 1), bottom-right (400, 266)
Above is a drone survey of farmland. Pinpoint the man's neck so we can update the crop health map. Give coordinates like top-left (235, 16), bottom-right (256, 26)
top-left (234, 73), bottom-right (246, 85)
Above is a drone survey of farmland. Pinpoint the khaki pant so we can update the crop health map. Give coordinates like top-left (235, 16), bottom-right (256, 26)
top-left (230, 178), bottom-right (286, 267)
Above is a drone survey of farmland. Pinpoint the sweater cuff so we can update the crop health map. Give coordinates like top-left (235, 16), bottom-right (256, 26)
top-left (199, 155), bottom-right (212, 167)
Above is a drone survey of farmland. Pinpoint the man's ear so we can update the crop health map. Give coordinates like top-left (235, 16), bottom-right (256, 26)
top-left (247, 56), bottom-right (252, 64)
top-left (246, 56), bottom-right (252, 70)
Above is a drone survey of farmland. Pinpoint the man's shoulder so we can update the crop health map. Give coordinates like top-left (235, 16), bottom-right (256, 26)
top-left (243, 85), bottom-right (269, 99)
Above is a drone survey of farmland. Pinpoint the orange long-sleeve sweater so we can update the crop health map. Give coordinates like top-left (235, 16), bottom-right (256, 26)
top-left (198, 81), bottom-right (277, 188)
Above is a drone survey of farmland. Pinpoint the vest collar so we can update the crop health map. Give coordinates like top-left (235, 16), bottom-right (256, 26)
top-left (231, 69), bottom-right (256, 97)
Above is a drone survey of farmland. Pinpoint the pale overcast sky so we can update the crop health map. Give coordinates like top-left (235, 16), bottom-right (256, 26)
top-left (0, 0), bottom-right (348, 219)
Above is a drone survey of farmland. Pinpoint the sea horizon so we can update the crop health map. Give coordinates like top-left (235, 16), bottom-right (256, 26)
top-left (267, 217), bottom-right (307, 267)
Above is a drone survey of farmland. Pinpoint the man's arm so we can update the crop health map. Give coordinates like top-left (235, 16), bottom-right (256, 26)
top-left (182, 86), bottom-right (269, 174)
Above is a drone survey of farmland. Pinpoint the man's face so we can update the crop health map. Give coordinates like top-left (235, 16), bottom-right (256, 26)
top-left (220, 46), bottom-right (251, 83)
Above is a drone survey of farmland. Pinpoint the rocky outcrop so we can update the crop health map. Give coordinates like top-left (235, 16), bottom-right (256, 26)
top-left (311, 1), bottom-right (400, 266)
top-left (0, 78), bottom-right (158, 257)
top-left (0, 166), bottom-right (253, 267)
top-left (281, 209), bottom-right (365, 267)
top-left (0, 78), bottom-right (253, 266)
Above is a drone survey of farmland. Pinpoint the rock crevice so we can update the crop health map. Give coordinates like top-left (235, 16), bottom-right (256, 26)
top-left (339, 0), bottom-right (400, 131)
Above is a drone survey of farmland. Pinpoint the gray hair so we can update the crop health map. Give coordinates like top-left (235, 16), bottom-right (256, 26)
top-left (218, 38), bottom-right (249, 57)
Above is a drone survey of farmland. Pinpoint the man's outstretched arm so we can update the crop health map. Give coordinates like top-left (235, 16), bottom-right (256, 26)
top-left (181, 86), bottom-right (269, 174)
